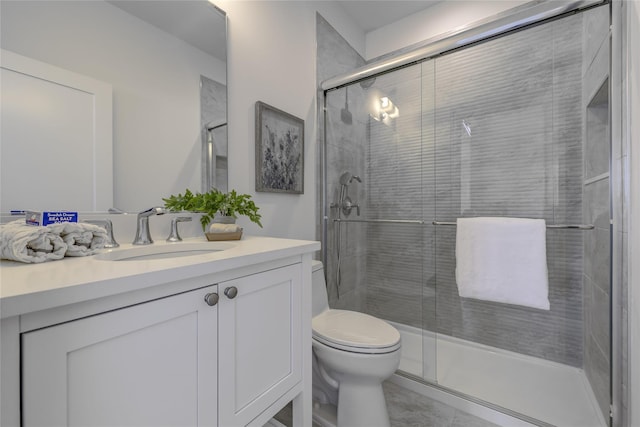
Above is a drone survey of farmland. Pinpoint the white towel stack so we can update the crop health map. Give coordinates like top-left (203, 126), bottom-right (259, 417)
top-left (0, 220), bottom-right (108, 263)
top-left (455, 217), bottom-right (550, 310)
top-left (49, 221), bottom-right (108, 257)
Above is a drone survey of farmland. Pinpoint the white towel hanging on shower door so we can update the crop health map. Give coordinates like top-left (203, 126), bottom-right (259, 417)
top-left (455, 217), bottom-right (550, 310)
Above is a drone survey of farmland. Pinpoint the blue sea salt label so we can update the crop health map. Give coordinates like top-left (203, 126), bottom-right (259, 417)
top-left (26, 211), bottom-right (78, 226)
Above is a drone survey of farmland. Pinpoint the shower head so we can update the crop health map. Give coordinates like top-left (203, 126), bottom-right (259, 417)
top-left (339, 172), bottom-right (362, 185)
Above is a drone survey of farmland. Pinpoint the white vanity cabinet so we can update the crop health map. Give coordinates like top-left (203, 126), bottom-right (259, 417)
top-left (22, 284), bottom-right (219, 427)
top-left (6, 258), bottom-right (310, 427)
top-left (218, 263), bottom-right (302, 426)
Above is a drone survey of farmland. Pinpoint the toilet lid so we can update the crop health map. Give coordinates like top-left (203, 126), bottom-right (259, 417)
top-left (312, 310), bottom-right (401, 353)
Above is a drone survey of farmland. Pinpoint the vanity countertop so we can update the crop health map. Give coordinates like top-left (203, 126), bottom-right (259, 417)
top-left (0, 236), bottom-right (320, 319)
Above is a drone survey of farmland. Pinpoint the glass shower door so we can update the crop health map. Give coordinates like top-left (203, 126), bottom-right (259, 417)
top-left (430, 8), bottom-right (610, 426)
top-left (323, 64), bottom-right (434, 380)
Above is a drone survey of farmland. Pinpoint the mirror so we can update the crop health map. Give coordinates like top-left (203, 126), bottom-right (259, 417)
top-left (0, 0), bottom-right (227, 213)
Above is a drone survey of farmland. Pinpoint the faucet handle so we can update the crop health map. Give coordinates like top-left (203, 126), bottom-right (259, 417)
top-left (139, 206), bottom-right (166, 216)
top-left (167, 216), bottom-right (192, 242)
top-left (84, 219), bottom-right (119, 248)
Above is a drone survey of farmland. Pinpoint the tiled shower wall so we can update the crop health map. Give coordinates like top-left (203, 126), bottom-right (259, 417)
top-left (316, 14), bottom-right (368, 310)
top-left (582, 5), bottom-right (612, 419)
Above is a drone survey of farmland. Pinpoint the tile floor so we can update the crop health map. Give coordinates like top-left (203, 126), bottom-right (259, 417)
top-left (382, 381), bottom-right (500, 427)
top-left (273, 380), bottom-right (501, 427)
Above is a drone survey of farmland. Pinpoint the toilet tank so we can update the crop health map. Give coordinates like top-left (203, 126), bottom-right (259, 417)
top-left (312, 260), bottom-right (329, 317)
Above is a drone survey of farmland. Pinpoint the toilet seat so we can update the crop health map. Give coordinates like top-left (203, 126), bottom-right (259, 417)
top-left (312, 309), bottom-right (401, 354)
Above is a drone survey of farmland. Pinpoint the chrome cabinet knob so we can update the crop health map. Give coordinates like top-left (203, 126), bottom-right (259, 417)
top-left (224, 286), bottom-right (238, 299)
top-left (204, 292), bottom-right (219, 306)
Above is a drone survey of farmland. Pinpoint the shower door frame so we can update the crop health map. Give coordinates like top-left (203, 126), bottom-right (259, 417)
top-left (320, 0), bottom-right (625, 425)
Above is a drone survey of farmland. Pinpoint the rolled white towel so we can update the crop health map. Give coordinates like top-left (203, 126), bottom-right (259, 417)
top-left (208, 223), bottom-right (242, 233)
top-left (0, 220), bottom-right (67, 263)
top-left (48, 222), bottom-right (108, 257)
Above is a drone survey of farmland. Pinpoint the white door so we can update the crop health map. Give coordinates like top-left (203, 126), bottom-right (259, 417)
top-left (22, 285), bottom-right (219, 427)
top-left (218, 264), bottom-right (302, 426)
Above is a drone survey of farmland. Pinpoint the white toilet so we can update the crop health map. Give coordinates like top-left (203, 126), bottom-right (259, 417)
top-left (311, 261), bottom-right (401, 427)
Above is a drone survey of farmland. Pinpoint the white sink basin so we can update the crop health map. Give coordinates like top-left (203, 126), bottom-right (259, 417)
top-left (95, 242), bottom-right (235, 261)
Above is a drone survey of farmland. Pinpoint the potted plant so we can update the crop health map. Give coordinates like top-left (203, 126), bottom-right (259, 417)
top-left (163, 188), bottom-right (262, 231)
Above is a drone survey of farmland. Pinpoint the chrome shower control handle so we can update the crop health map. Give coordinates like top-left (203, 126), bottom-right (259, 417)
top-left (341, 196), bottom-right (361, 217)
top-left (204, 292), bottom-right (219, 306)
top-left (224, 286), bottom-right (238, 299)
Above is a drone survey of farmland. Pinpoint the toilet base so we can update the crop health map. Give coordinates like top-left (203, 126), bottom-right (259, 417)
top-left (312, 383), bottom-right (391, 427)
top-left (336, 381), bottom-right (391, 427)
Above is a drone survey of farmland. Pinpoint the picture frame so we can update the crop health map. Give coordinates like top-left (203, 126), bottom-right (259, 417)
top-left (255, 101), bottom-right (304, 194)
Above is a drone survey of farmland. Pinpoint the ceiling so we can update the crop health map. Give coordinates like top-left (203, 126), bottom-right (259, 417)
top-left (337, 1), bottom-right (443, 33)
top-left (108, 0), bottom-right (226, 60)
top-left (105, 1), bottom-right (443, 61)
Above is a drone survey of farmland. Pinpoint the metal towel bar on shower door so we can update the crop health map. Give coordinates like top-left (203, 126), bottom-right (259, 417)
top-left (331, 218), bottom-right (595, 230)
top-left (431, 221), bottom-right (595, 230)
top-left (332, 218), bottom-right (425, 225)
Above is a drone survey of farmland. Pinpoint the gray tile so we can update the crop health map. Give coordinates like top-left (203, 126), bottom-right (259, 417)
top-left (272, 402), bottom-right (322, 427)
top-left (585, 101), bottom-right (609, 179)
top-left (383, 381), bottom-right (455, 427)
top-left (583, 226), bottom-right (611, 291)
top-left (585, 334), bottom-right (611, 420)
top-left (588, 281), bottom-right (611, 358)
top-left (582, 6), bottom-right (610, 76)
top-left (450, 410), bottom-right (501, 427)
top-left (274, 382), bottom-right (502, 427)
top-left (584, 177), bottom-right (611, 230)
top-left (316, 14), bottom-right (365, 82)
top-left (383, 381), bottom-right (501, 427)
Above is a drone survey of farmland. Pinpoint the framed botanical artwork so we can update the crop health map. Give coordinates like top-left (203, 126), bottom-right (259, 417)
top-left (255, 101), bottom-right (304, 194)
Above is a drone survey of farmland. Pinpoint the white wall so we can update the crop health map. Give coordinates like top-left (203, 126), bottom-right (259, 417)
top-left (628, 0), bottom-right (640, 423)
top-left (0, 1), bottom-right (225, 212)
top-left (365, 0), bottom-right (527, 60)
top-left (213, 1), bottom-right (363, 240)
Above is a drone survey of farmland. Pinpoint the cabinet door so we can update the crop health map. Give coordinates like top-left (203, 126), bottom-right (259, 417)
top-left (218, 264), bottom-right (302, 426)
top-left (22, 285), bottom-right (219, 427)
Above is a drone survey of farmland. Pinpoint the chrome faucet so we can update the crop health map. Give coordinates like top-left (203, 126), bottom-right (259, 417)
top-left (133, 207), bottom-right (165, 245)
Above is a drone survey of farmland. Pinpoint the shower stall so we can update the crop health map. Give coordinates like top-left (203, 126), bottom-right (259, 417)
top-left (321, 2), bottom-right (613, 426)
